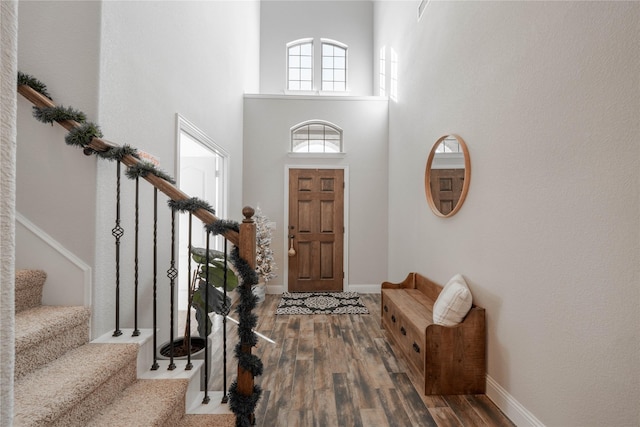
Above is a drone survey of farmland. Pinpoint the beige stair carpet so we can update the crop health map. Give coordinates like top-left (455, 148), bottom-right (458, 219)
top-left (86, 379), bottom-right (189, 427)
top-left (178, 414), bottom-right (236, 427)
top-left (13, 269), bottom-right (231, 426)
top-left (14, 343), bottom-right (138, 426)
top-left (15, 305), bottom-right (90, 379)
top-left (14, 269), bottom-right (46, 313)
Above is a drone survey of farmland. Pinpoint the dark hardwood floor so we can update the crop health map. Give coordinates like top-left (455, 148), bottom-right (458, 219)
top-left (204, 293), bottom-right (515, 427)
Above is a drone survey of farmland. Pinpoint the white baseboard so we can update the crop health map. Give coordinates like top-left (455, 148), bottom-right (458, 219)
top-left (265, 283), bottom-right (381, 294)
top-left (15, 212), bottom-right (92, 307)
top-left (486, 374), bottom-right (545, 427)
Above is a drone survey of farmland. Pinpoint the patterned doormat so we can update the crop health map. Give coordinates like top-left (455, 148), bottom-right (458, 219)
top-left (275, 292), bottom-right (369, 315)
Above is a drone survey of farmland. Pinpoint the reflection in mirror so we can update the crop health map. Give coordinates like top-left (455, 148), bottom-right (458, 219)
top-left (425, 134), bottom-right (471, 217)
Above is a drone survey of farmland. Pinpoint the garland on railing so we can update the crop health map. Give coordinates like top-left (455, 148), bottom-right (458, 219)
top-left (126, 162), bottom-right (176, 184)
top-left (168, 197), bottom-right (216, 215)
top-left (65, 122), bottom-right (104, 148)
top-left (172, 204), bottom-right (263, 426)
top-left (17, 71), bottom-right (175, 185)
top-left (100, 145), bottom-right (140, 162)
top-left (205, 219), bottom-right (240, 236)
top-left (223, 240), bottom-right (264, 427)
top-left (19, 71), bottom-right (263, 426)
top-left (33, 105), bottom-right (86, 124)
top-left (17, 71), bottom-right (51, 99)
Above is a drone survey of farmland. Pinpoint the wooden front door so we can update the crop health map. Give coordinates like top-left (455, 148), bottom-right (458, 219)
top-left (288, 168), bottom-right (344, 292)
top-left (429, 169), bottom-right (465, 216)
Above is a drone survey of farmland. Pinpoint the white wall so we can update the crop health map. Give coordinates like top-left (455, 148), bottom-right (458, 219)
top-left (375, 1), bottom-right (639, 426)
top-left (94, 1), bottom-right (261, 339)
top-left (260, 0), bottom-right (373, 95)
top-left (16, 1), bottom-right (101, 304)
top-left (243, 95), bottom-right (388, 291)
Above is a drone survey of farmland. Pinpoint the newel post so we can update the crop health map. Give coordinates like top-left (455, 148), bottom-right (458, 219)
top-left (238, 206), bottom-right (256, 420)
top-left (239, 206), bottom-right (256, 270)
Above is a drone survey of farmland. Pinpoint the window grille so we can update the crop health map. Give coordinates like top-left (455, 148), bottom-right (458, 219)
top-left (291, 121), bottom-right (343, 153)
top-left (321, 41), bottom-right (347, 92)
top-left (287, 40), bottom-right (313, 91)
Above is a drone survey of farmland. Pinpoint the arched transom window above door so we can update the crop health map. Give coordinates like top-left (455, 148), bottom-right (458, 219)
top-left (291, 121), bottom-right (343, 153)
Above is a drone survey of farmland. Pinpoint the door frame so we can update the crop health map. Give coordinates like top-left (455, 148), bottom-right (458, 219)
top-left (175, 113), bottom-right (230, 310)
top-left (283, 164), bottom-right (349, 293)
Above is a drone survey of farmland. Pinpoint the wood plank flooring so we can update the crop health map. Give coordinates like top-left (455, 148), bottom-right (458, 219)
top-left (202, 293), bottom-right (515, 427)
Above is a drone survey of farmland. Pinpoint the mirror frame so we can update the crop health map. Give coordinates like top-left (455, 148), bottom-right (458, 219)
top-left (425, 134), bottom-right (471, 218)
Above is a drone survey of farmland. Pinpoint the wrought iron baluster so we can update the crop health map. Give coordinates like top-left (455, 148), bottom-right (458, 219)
top-left (222, 238), bottom-right (229, 404)
top-left (202, 232), bottom-right (211, 404)
top-left (111, 162), bottom-right (123, 337)
top-left (133, 176), bottom-right (140, 337)
top-left (167, 209), bottom-right (178, 371)
top-left (151, 188), bottom-right (159, 370)
top-left (186, 213), bottom-right (193, 371)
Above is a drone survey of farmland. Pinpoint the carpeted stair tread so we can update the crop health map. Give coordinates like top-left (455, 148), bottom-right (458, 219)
top-left (86, 379), bottom-right (189, 427)
top-left (15, 305), bottom-right (90, 353)
top-left (15, 269), bottom-right (46, 312)
top-left (178, 414), bottom-right (236, 427)
top-left (14, 343), bottom-right (139, 426)
top-left (14, 305), bottom-right (91, 379)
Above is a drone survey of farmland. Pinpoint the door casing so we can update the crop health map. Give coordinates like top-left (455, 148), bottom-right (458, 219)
top-left (284, 164), bottom-right (349, 293)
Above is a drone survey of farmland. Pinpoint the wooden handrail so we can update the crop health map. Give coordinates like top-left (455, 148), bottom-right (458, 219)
top-left (17, 84), bottom-right (240, 247)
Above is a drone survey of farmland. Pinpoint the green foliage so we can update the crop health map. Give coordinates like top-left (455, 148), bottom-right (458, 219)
top-left (33, 106), bottom-right (86, 124)
top-left (18, 71), bottom-right (51, 99)
top-left (100, 145), bottom-right (140, 162)
top-left (189, 246), bottom-right (238, 337)
top-left (64, 122), bottom-right (103, 148)
top-left (126, 162), bottom-right (176, 184)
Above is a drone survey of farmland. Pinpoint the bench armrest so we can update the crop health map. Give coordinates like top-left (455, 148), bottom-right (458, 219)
top-left (424, 306), bottom-right (486, 394)
top-left (382, 272), bottom-right (416, 290)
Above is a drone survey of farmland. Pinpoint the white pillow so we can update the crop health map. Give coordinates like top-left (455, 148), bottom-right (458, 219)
top-left (433, 274), bottom-right (473, 326)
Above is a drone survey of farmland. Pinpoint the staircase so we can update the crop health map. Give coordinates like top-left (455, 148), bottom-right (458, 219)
top-left (13, 269), bottom-right (235, 426)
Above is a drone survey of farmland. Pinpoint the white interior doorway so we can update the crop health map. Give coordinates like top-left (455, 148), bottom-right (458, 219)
top-left (176, 114), bottom-right (228, 310)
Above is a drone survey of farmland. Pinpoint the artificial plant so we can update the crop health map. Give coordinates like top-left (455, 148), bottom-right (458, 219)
top-left (188, 247), bottom-right (238, 338)
top-left (254, 207), bottom-right (277, 285)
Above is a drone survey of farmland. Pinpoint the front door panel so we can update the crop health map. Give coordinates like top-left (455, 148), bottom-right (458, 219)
top-left (288, 169), bottom-right (344, 292)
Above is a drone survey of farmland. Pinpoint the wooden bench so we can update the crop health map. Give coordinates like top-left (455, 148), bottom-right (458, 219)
top-left (381, 272), bottom-right (486, 395)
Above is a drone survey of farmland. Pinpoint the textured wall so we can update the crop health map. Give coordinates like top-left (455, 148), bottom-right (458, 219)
top-left (1, 1), bottom-right (18, 423)
top-left (375, 1), bottom-right (639, 425)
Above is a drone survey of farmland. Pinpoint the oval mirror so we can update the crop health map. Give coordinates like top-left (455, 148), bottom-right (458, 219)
top-left (425, 134), bottom-right (471, 217)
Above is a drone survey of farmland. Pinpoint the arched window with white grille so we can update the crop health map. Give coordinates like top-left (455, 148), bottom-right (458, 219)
top-left (321, 40), bottom-right (347, 92)
top-left (287, 39), bottom-right (313, 91)
top-left (291, 121), bottom-right (343, 153)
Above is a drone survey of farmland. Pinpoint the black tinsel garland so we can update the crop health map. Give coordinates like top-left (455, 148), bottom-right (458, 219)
top-left (205, 219), bottom-right (240, 235)
top-left (228, 382), bottom-right (263, 427)
top-left (19, 71), bottom-right (263, 425)
top-left (168, 197), bottom-right (216, 215)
